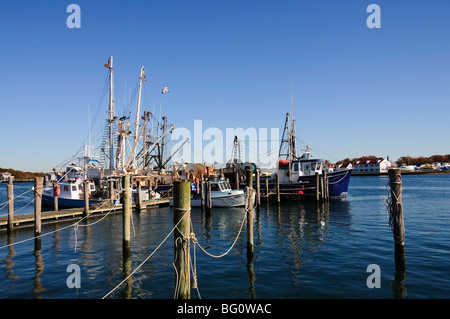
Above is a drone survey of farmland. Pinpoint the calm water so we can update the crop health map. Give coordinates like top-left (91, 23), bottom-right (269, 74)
top-left (0, 175), bottom-right (449, 299)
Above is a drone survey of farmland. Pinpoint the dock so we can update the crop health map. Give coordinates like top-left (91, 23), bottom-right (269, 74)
top-left (0, 198), bottom-right (169, 232)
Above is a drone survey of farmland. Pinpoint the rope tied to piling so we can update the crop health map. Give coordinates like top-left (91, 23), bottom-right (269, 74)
top-left (385, 175), bottom-right (405, 244)
top-left (102, 208), bottom-right (190, 299)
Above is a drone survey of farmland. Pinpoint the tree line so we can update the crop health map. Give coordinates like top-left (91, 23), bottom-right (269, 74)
top-left (0, 168), bottom-right (44, 180)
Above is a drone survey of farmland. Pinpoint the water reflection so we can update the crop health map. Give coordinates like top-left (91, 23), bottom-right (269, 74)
top-left (3, 233), bottom-right (18, 283)
top-left (392, 244), bottom-right (407, 299)
top-left (32, 241), bottom-right (46, 298)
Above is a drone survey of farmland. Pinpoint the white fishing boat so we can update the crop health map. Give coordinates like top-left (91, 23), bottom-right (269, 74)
top-left (170, 180), bottom-right (252, 207)
top-left (41, 178), bottom-right (101, 208)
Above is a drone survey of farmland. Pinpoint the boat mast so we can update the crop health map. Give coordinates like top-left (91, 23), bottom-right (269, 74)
top-left (290, 83), bottom-right (297, 160)
top-left (131, 66), bottom-right (147, 169)
top-left (104, 56), bottom-right (115, 174)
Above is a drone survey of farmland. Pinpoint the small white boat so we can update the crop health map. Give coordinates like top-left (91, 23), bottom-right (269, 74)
top-left (170, 180), bottom-right (252, 207)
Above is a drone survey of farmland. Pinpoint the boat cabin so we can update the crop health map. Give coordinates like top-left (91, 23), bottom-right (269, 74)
top-left (209, 181), bottom-right (233, 192)
top-left (42, 180), bottom-right (95, 200)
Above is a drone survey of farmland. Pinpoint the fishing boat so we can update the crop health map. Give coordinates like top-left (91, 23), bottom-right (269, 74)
top-left (170, 180), bottom-right (252, 207)
top-left (275, 112), bottom-right (353, 198)
top-left (41, 178), bottom-right (103, 208)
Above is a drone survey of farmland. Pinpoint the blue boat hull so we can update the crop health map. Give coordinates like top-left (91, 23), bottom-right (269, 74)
top-left (278, 169), bottom-right (353, 198)
top-left (42, 195), bottom-right (103, 208)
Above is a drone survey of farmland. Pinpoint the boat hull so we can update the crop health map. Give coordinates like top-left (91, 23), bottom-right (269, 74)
top-left (42, 194), bottom-right (103, 208)
top-left (169, 190), bottom-right (253, 207)
top-left (278, 169), bottom-right (353, 198)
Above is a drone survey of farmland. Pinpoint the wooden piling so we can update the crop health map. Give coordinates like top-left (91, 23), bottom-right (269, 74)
top-left (388, 168), bottom-right (406, 291)
top-left (265, 177), bottom-right (269, 202)
top-left (255, 169), bottom-right (261, 209)
top-left (7, 176), bottom-right (14, 233)
top-left (388, 169), bottom-right (405, 246)
top-left (34, 177), bottom-right (43, 249)
top-left (173, 181), bottom-right (191, 299)
top-left (315, 172), bottom-right (320, 202)
top-left (136, 183), bottom-right (142, 213)
top-left (275, 173), bottom-right (280, 204)
top-left (200, 174), bottom-right (205, 209)
top-left (207, 181), bottom-right (212, 210)
top-left (388, 169), bottom-right (405, 248)
top-left (53, 182), bottom-right (59, 211)
top-left (109, 179), bottom-right (115, 204)
top-left (122, 174), bottom-right (131, 258)
top-left (246, 169), bottom-right (254, 262)
top-left (323, 170), bottom-right (328, 200)
top-left (83, 180), bottom-right (90, 218)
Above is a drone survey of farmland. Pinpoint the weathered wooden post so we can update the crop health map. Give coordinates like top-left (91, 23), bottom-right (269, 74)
top-left (207, 181), bottom-right (212, 210)
top-left (136, 183), bottom-right (142, 213)
top-left (53, 182), bottom-right (59, 211)
top-left (122, 174), bottom-right (131, 258)
top-left (315, 172), bottom-right (320, 202)
top-left (200, 174), bottom-right (205, 209)
top-left (388, 169), bottom-right (406, 280)
top-left (7, 176), bottom-right (14, 233)
top-left (265, 177), bottom-right (269, 202)
top-left (173, 181), bottom-right (191, 299)
top-left (109, 179), bottom-right (115, 204)
top-left (34, 176), bottom-right (43, 249)
top-left (255, 169), bottom-right (261, 210)
top-left (44, 175), bottom-right (50, 188)
top-left (246, 169), bottom-right (254, 262)
top-left (322, 169), bottom-right (328, 200)
top-left (83, 180), bottom-right (90, 218)
top-left (275, 173), bottom-right (280, 204)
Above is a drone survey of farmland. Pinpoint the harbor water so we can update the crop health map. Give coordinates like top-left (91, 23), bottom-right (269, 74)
top-left (0, 175), bottom-right (449, 299)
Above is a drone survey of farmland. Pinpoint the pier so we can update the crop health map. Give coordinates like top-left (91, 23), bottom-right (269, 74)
top-left (0, 197), bottom-right (168, 232)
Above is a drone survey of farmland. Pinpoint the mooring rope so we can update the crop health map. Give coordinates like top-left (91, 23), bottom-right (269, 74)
top-left (0, 188), bottom-right (34, 211)
top-left (102, 208), bottom-right (190, 299)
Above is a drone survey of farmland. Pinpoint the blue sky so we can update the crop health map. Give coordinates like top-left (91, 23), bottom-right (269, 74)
top-left (1, 0), bottom-right (450, 172)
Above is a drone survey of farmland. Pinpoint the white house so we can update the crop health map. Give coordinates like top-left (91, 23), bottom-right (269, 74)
top-left (353, 158), bottom-right (391, 173)
top-left (334, 162), bottom-right (353, 172)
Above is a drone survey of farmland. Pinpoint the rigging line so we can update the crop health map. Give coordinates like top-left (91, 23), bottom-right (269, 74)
top-left (102, 208), bottom-right (190, 299)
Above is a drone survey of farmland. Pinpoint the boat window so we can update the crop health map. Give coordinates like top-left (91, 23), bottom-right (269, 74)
top-left (72, 185), bottom-right (77, 191)
top-left (311, 163), bottom-right (316, 171)
top-left (64, 185), bottom-right (69, 192)
top-left (211, 184), bottom-right (220, 191)
top-left (218, 183), bottom-right (225, 191)
top-left (224, 182), bottom-right (231, 190)
top-left (90, 184), bottom-right (95, 190)
top-left (317, 163), bottom-right (322, 171)
top-left (293, 163), bottom-right (299, 171)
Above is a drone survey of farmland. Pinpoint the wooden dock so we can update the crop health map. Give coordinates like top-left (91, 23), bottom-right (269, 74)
top-left (0, 198), bottom-right (169, 232)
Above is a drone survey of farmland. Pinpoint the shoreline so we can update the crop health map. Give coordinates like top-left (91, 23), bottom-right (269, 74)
top-left (351, 170), bottom-right (450, 176)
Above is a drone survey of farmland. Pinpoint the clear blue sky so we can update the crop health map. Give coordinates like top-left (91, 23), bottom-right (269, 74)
top-left (1, 0), bottom-right (450, 172)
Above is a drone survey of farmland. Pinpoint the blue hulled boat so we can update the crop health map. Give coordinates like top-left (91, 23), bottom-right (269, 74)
top-left (275, 113), bottom-right (352, 198)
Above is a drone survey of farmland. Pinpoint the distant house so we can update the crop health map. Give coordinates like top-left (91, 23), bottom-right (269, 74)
top-left (0, 172), bottom-right (12, 182)
top-left (335, 162), bottom-right (353, 172)
top-left (353, 158), bottom-right (391, 173)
